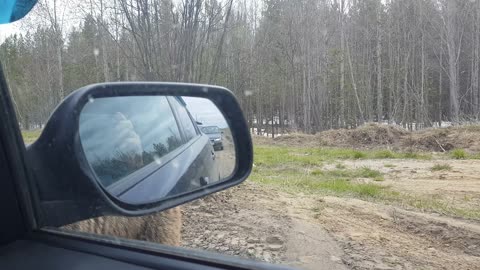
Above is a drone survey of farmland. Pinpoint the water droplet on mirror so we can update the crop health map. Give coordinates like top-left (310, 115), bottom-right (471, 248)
top-left (244, 90), bottom-right (253, 96)
top-left (171, 160), bottom-right (179, 168)
top-left (153, 155), bottom-right (162, 165)
top-left (93, 48), bottom-right (99, 56)
top-left (88, 95), bottom-right (95, 103)
top-left (202, 87), bottom-right (208, 93)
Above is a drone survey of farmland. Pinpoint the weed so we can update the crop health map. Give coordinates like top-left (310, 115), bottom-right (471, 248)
top-left (384, 163), bottom-right (396, 168)
top-left (353, 151), bottom-right (366, 159)
top-left (451, 149), bottom-right (467, 159)
top-left (356, 167), bottom-right (383, 179)
top-left (430, 164), bottom-right (452, 171)
top-left (335, 163), bottom-right (346, 169)
top-left (374, 150), bottom-right (395, 159)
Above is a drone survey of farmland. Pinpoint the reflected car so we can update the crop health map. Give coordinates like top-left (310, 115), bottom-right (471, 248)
top-left (201, 126), bottom-right (224, 151)
top-left (78, 96), bottom-right (220, 204)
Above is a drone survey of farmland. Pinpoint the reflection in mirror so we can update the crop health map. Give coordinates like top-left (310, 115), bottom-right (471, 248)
top-left (79, 95), bottom-right (236, 205)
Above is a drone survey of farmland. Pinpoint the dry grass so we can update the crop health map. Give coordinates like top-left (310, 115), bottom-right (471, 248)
top-left (22, 130), bottom-right (42, 144)
top-left (255, 123), bottom-right (480, 153)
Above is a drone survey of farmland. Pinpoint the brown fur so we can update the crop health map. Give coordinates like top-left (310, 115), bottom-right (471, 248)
top-left (63, 207), bottom-right (182, 246)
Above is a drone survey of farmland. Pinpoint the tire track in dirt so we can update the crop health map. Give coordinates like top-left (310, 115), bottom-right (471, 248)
top-left (182, 182), bottom-right (348, 269)
top-left (182, 182), bottom-right (480, 270)
top-left (314, 197), bottom-right (480, 270)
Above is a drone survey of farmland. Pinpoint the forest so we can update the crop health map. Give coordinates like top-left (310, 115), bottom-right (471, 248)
top-left (1, 0), bottom-right (479, 135)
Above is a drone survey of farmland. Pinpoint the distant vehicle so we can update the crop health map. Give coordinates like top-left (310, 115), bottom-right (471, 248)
top-left (201, 126), bottom-right (224, 151)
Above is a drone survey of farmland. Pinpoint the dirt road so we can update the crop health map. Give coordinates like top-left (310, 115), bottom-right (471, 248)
top-left (182, 159), bottom-right (480, 270)
top-left (182, 182), bottom-right (348, 269)
top-left (215, 128), bottom-right (236, 179)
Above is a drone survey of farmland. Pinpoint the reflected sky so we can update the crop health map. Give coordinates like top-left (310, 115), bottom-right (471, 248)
top-left (184, 97), bottom-right (228, 128)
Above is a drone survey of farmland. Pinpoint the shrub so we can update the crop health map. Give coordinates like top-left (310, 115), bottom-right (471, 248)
top-left (374, 150), bottom-right (395, 159)
top-left (335, 163), bottom-right (346, 169)
top-left (431, 164), bottom-right (452, 171)
top-left (353, 151), bottom-right (367, 159)
top-left (451, 149), bottom-right (467, 159)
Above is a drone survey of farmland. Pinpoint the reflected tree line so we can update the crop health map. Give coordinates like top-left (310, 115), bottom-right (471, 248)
top-left (91, 136), bottom-right (183, 186)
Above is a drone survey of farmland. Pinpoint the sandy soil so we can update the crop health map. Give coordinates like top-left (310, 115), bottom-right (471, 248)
top-left (338, 159), bottom-right (480, 210)
top-left (182, 160), bottom-right (480, 270)
top-left (215, 128), bottom-right (236, 179)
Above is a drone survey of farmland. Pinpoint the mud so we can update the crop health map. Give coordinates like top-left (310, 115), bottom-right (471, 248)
top-left (182, 179), bottom-right (480, 270)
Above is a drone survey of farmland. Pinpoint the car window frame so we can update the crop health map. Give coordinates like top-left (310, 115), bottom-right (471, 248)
top-left (0, 64), bottom-right (267, 269)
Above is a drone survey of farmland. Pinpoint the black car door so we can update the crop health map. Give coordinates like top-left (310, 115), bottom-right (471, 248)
top-left (168, 96), bottom-right (219, 190)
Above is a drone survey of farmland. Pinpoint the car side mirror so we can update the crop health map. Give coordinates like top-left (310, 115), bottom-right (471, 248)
top-left (0, 0), bottom-right (38, 24)
top-left (26, 82), bottom-right (253, 227)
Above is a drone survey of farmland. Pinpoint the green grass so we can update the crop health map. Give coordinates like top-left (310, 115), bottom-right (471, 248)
top-left (335, 163), bottom-right (346, 169)
top-left (251, 144), bottom-right (480, 220)
top-left (384, 163), bottom-right (396, 168)
top-left (252, 147), bottom-right (386, 198)
top-left (373, 150), bottom-right (395, 159)
top-left (353, 151), bottom-right (367, 159)
top-left (252, 173), bottom-right (385, 199)
top-left (384, 192), bottom-right (480, 220)
top-left (451, 149), bottom-right (467, 159)
top-left (430, 164), bottom-right (452, 171)
top-left (254, 146), bottom-right (431, 168)
top-left (308, 167), bottom-right (384, 180)
top-left (21, 130), bottom-right (41, 144)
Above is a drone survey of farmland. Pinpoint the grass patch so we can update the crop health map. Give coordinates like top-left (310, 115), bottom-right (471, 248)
top-left (373, 150), bottom-right (395, 159)
top-left (252, 153), bottom-right (386, 199)
top-left (335, 163), bottom-right (346, 169)
top-left (384, 192), bottom-right (480, 220)
top-left (21, 129), bottom-right (41, 144)
top-left (353, 151), bottom-right (366, 159)
top-left (252, 173), bottom-right (385, 199)
top-left (254, 146), bottom-right (431, 168)
top-left (451, 149), bottom-right (467, 159)
top-left (316, 179), bottom-right (384, 197)
top-left (308, 167), bottom-right (384, 181)
top-left (384, 163), bottom-right (396, 168)
top-left (252, 144), bottom-right (480, 220)
top-left (430, 164), bottom-right (452, 171)
top-left (356, 167), bottom-right (383, 180)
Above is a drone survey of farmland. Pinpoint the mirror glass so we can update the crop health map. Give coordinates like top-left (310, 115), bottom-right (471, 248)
top-left (79, 95), bottom-right (236, 205)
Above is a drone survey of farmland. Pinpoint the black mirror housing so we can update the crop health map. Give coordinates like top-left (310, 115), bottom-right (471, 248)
top-left (26, 82), bottom-right (253, 227)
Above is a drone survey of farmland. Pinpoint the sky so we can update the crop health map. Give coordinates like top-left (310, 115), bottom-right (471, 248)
top-left (0, 22), bottom-right (19, 42)
top-left (184, 97), bottom-right (229, 129)
top-left (0, 0), bottom-right (259, 44)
